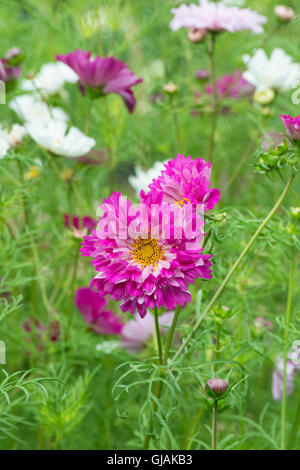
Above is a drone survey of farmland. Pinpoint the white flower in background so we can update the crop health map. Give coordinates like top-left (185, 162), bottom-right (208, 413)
top-left (9, 94), bottom-right (69, 123)
top-left (243, 48), bottom-right (300, 93)
top-left (128, 160), bottom-right (168, 196)
top-left (0, 130), bottom-right (10, 159)
top-left (0, 124), bottom-right (27, 158)
top-left (21, 62), bottom-right (78, 96)
top-left (25, 119), bottom-right (96, 158)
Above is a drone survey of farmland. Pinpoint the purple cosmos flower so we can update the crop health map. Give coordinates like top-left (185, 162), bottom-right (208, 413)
top-left (56, 50), bottom-right (143, 113)
top-left (75, 287), bottom-right (124, 335)
top-left (205, 71), bottom-right (255, 99)
top-left (280, 115), bottom-right (300, 142)
top-left (0, 47), bottom-right (23, 83)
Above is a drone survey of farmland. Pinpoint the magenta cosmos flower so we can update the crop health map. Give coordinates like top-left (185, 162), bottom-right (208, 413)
top-left (56, 50), bottom-right (143, 113)
top-left (170, 0), bottom-right (267, 35)
top-left (280, 115), bottom-right (300, 142)
top-left (146, 154), bottom-right (220, 211)
top-left (205, 71), bottom-right (255, 99)
top-left (75, 287), bottom-right (124, 335)
top-left (81, 186), bottom-right (213, 317)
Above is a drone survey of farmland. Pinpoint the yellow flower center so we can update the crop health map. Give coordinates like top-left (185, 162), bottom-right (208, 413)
top-left (131, 238), bottom-right (164, 269)
top-left (175, 197), bottom-right (190, 207)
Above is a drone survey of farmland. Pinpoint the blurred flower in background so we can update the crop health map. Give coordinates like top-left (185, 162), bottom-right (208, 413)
top-left (170, 0), bottom-right (267, 35)
top-left (243, 49), bottom-right (300, 94)
top-left (128, 161), bottom-right (168, 196)
top-left (21, 62), bottom-right (78, 96)
top-left (56, 50), bottom-right (143, 112)
top-left (272, 348), bottom-right (300, 400)
top-left (205, 70), bottom-right (255, 99)
top-left (10, 94), bottom-right (69, 123)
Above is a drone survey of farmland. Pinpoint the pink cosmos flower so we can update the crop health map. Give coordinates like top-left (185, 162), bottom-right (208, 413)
top-left (64, 214), bottom-right (97, 233)
top-left (280, 115), bottom-right (300, 142)
top-left (56, 50), bottom-right (143, 113)
top-left (81, 188), bottom-right (212, 318)
top-left (0, 47), bottom-right (23, 83)
top-left (146, 154), bottom-right (220, 211)
top-left (272, 348), bottom-right (300, 401)
top-left (261, 131), bottom-right (285, 151)
top-left (205, 71), bottom-right (255, 99)
top-left (170, 0), bottom-right (267, 35)
top-left (121, 311), bottom-right (175, 353)
top-left (75, 287), bottom-right (124, 335)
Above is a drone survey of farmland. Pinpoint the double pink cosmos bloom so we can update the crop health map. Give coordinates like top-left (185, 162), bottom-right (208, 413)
top-left (56, 50), bottom-right (143, 113)
top-left (81, 155), bottom-right (220, 318)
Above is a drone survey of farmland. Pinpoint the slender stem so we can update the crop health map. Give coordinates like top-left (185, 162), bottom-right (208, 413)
top-left (281, 245), bottom-right (295, 450)
top-left (172, 174), bottom-right (295, 363)
top-left (170, 96), bottom-right (182, 150)
top-left (65, 244), bottom-right (80, 339)
top-left (16, 159), bottom-right (29, 225)
top-left (207, 33), bottom-right (220, 164)
top-left (185, 407), bottom-right (205, 450)
top-left (143, 305), bottom-right (181, 450)
top-left (153, 305), bottom-right (163, 366)
top-left (287, 380), bottom-right (300, 449)
top-left (214, 326), bottom-right (221, 373)
top-left (212, 400), bottom-right (218, 450)
top-left (84, 99), bottom-right (93, 134)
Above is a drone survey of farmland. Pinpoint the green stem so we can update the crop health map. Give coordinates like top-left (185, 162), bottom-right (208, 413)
top-left (143, 305), bottom-right (181, 450)
top-left (84, 99), bottom-right (93, 134)
top-left (212, 400), bottom-right (218, 450)
top-left (170, 96), bottom-right (182, 150)
top-left (207, 33), bottom-right (220, 164)
top-left (185, 407), bottom-right (205, 450)
top-left (171, 173), bottom-right (295, 363)
top-left (65, 244), bottom-right (80, 339)
top-left (153, 305), bottom-right (163, 366)
top-left (287, 381), bottom-right (300, 449)
top-left (281, 245), bottom-right (295, 450)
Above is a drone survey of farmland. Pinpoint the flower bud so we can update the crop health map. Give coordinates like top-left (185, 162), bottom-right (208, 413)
top-left (195, 69), bottom-right (210, 81)
top-left (163, 82), bottom-right (179, 95)
top-left (206, 378), bottom-right (229, 398)
top-left (188, 27), bottom-right (207, 43)
top-left (254, 89), bottom-right (275, 105)
top-left (290, 207), bottom-right (300, 220)
top-left (5, 47), bottom-right (24, 66)
top-left (274, 5), bottom-right (295, 22)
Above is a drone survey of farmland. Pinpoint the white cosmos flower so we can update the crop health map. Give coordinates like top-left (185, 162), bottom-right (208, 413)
top-left (0, 124), bottom-right (27, 158)
top-left (0, 130), bottom-right (10, 159)
top-left (128, 161), bottom-right (168, 196)
top-left (243, 48), bottom-right (300, 92)
top-left (25, 119), bottom-right (96, 158)
top-left (21, 62), bottom-right (78, 96)
top-left (9, 94), bottom-right (69, 123)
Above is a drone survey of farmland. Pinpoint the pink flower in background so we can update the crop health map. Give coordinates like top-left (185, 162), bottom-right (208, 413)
top-left (272, 348), bottom-right (300, 401)
top-left (81, 189), bottom-right (212, 318)
top-left (280, 115), bottom-right (300, 142)
top-left (261, 131), bottom-right (285, 151)
top-left (205, 71), bottom-right (255, 99)
top-left (56, 50), bottom-right (143, 112)
top-left (146, 154), bottom-right (220, 211)
top-left (23, 317), bottom-right (60, 354)
top-left (75, 287), bottom-right (124, 335)
top-left (121, 311), bottom-right (175, 353)
top-left (195, 69), bottom-right (210, 81)
top-left (170, 0), bottom-right (267, 35)
top-left (0, 47), bottom-right (23, 83)
top-left (64, 214), bottom-right (97, 233)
